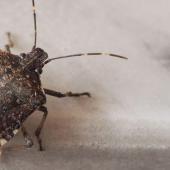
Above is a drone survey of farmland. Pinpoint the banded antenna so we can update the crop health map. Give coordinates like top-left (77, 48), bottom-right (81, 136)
top-left (30, 0), bottom-right (128, 63)
top-left (44, 52), bottom-right (128, 65)
top-left (32, 0), bottom-right (37, 49)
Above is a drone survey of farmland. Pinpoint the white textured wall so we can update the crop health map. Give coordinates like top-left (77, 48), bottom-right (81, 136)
top-left (1, 0), bottom-right (170, 169)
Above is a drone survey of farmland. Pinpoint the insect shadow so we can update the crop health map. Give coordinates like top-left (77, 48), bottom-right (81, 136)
top-left (143, 36), bottom-right (170, 70)
top-left (156, 48), bottom-right (170, 70)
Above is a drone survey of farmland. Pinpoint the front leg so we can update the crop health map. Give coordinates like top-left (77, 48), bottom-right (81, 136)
top-left (35, 106), bottom-right (48, 151)
top-left (44, 88), bottom-right (91, 98)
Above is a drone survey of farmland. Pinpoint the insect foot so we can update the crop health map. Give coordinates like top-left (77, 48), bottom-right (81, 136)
top-left (21, 126), bottom-right (34, 148)
top-left (66, 92), bottom-right (91, 98)
top-left (25, 138), bottom-right (34, 148)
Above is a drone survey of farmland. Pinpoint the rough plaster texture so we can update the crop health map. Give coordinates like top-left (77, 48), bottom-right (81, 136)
top-left (0, 0), bottom-right (170, 169)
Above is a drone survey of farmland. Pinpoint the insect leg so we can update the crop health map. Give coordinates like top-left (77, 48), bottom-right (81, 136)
top-left (21, 126), bottom-right (34, 148)
top-left (5, 32), bottom-right (14, 53)
top-left (35, 105), bottom-right (48, 151)
top-left (44, 88), bottom-right (91, 98)
top-left (0, 146), bottom-right (2, 156)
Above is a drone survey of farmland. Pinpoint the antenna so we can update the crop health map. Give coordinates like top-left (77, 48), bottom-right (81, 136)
top-left (32, 0), bottom-right (37, 49)
top-left (44, 52), bottom-right (128, 65)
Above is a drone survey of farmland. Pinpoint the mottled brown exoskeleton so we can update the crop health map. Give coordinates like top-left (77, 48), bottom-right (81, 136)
top-left (0, 0), bottom-right (128, 154)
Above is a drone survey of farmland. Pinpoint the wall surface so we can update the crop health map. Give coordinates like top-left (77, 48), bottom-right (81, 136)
top-left (0, 0), bottom-right (170, 169)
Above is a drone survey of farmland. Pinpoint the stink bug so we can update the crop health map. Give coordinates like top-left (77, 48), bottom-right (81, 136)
top-left (0, 0), bottom-right (128, 154)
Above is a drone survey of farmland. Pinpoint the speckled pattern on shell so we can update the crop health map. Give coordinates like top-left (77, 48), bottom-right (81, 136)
top-left (0, 49), bottom-right (46, 142)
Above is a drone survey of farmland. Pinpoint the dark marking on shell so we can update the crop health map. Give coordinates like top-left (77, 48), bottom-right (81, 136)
top-left (0, 49), bottom-right (46, 141)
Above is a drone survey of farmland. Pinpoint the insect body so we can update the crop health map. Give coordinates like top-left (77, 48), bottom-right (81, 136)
top-left (0, 48), bottom-right (47, 150)
top-left (0, 0), bottom-right (127, 154)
